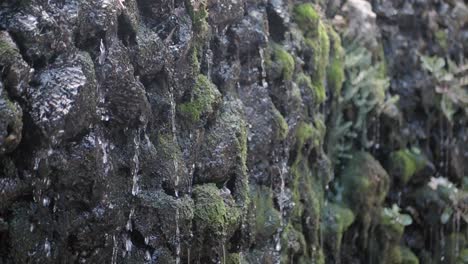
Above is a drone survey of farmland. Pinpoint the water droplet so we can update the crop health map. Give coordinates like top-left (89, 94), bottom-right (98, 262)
top-left (43, 197), bottom-right (50, 207)
top-left (44, 238), bottom-right (51, 257)
top-left (125, 238), bottom-right (132, 252)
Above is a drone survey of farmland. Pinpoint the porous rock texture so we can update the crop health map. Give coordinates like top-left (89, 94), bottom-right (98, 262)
top-left (0, 0), bottom-right (467, 263)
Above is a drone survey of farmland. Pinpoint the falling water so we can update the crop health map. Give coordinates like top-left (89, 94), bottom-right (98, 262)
top-left (169, 90), bottom-right (181, 264)
top-left (275, 160), bottom-right (287, 255)
top-left (131, 129), bottom-right (142, 196)
top-left (259, 48), bottom-right (268, 88)
top-left (111, 235), bottom-right (118, 264)
top-left (44, 238), bottom-right (51, 257)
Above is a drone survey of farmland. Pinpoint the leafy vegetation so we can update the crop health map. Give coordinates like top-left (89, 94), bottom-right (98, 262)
top-left (419, 55), bottom-right (468, 122)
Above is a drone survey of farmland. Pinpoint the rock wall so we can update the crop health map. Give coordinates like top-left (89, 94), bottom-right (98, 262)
top-left (0, 0), bottom-right (467, 263)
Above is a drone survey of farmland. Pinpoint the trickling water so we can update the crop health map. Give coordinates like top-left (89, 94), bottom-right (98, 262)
top-left (99, 39), bottom-right (106, 65)
top-left (259, 48), bottom-right (268, 88)
top-left (222, 243), bottom-right (226, 264)
top-left (44, 238), bottom-right (51, 257)
top-left (111, 235), bottom-right (118, 264)
top-left (97, 135), bottom-right (110, 177)
top-left (131, 130), bottom-right (141, 196)
top-left (169, 89), bottom-right (181, 264)
top-left (125, 235), bottom-right (132, 253)
top-left (145, 250), bottom-right (151, 261)
top-left (275, 160), bottom-right (287, 255)
top-left (126, 209), bottom-right (134, 232)
top-left (375, 116), bottom-right (381, 150)
top-left (42, 197), bottom-right (50, 207)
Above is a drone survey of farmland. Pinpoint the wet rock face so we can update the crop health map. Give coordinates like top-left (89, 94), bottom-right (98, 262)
top-left (0, 0), bottom-right (467, 263)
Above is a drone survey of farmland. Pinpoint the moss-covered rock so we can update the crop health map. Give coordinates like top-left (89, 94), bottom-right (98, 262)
top-left (341, 152), bottom-right (390, 246)
top-left (388, 148), bottom-right (427, 184)
top-left (293, 3), bottom-right (320, 38)
top-left (401, 247), bottom-right (419, 264)
top-left (266, 44), bottom-right (295, 81)
top-left (326, 26), bottom-right (345, 95)
top-left (272, 106), bottom-right (289, 140)
top-left (304, 23), bottom-right (330, 103)
top-left (251, 185), bottom-right (281, 246)
top-left (178, 74), bottom-right (222, 123)
top-left (0, 82), bottom-right (22, 154)
top-left (281, 223), bottom-right (307, 262)
top-left (193, 184), bottom-right (240, 238)
top-left (323, 202), bottom-right (355, 262)
top-left (458, 248), bottom-right (468, 263)
top-left (381, 246), bottom-right (419, 264)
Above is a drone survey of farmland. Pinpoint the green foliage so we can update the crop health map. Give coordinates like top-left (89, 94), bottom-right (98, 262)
top-left (382, 204), bottom-right (413, 228)
top-left (420, 54), bottom-right (468, 122)
top-left (327, 39), bottom-right (394, 166)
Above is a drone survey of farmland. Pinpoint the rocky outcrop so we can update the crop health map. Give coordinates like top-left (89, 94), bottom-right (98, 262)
top-left (0, 0), bottom-right (467, 263)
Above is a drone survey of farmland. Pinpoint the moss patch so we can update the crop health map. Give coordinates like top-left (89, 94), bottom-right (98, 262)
top-left (323, 202), bottom-right (355, 261)
top-left (326, 26), bottom-right (345, 95)
top-left (177, 74), bottom-right (221, 123)
top-left (401, 247), bottom-right (419, 264)
top-left (293, 3), bottom-right (320, 38)
top-left (273, 106), bottom-right (289, 140)
top-left (194, 184), bottom-right (240, 235)
top-left (303, 22), bottom-right (330, 104)
top-left (250, 185), bottom-right (281, 245)
top-left (388, 148), bottom-right (426, 185)
top-left (270, 44), bottom-right (295, 81)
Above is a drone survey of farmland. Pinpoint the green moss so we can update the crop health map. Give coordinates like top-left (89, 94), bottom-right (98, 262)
top-left (458, 249), bottom-right (468, 263)
top-left (273, 107), bottom-right (289, 140)
top-left (0, 33), bottom-right (21, 67)
top-left (323, 203), bottom-right (355, 236)
top-left (341, 152), bottom-right (390, 246)
top-left (250, 185), bottom-right (281, 245)
top-left (281, 223), bottom-right (307, 261)
top-left (271, 44), bottom-right (295, 81)
top-left (296, 73), bottom-right (325, 105)
top-left (226, 253), bottom-right (244, 264)
top-left (295, 122), bottom-right (316, 149)
top-left (193, 184), bottom-right (240, 238)
top-left (389, 148), bottom-right (426, 184)
top-left (190, 46), bottom-right (200, 74)
top-left (342, 152), bottom-right (390, 212)
top-left (380, 209), bottom-right (405, 241)
top-left (293, 3), bottom-right (320, 38)
top-left (177, 74), bottom-right (221, 123)
top-left (434, 29), bottom-right (448, 51)
top-left (385, 246), bottom-right (403, 264)
top-left (0, 40), bottom-right (17, 58)
top-left (401, 247), bottom-right (419, 264)
top-left (188, 0), bottom-right (209, 35)
top-left (303, 22), bottom-right (330, 104)
top-left (323, 202), bottom-right (355, 260)
top-left (326, 26), bottom-right (345, 95)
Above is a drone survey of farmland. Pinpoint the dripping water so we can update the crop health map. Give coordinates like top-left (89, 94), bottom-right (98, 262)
top-left (111, 235), bottom-right (118, 264)
top-left (169, 89), bottom-right (181, 264)
top-left (131, 130), bottom-right (141, 196)
top-left (275, 159), bottom-right (287, 256)
top-left (259, 48), bottom-right (268, 88)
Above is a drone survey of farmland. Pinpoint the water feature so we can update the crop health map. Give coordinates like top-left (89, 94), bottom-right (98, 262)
top-left (131, 131), bottom-right (141, 196)
top-left (169, 89), bottom-right (181, 264)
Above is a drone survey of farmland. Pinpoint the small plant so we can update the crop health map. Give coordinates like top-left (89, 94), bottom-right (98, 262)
top-left (420, 55), bottom-right (468, 122)
top-left (382, 204), bottom-right (413, 227)
top-left (327, 40), bottom-right (396, 166)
